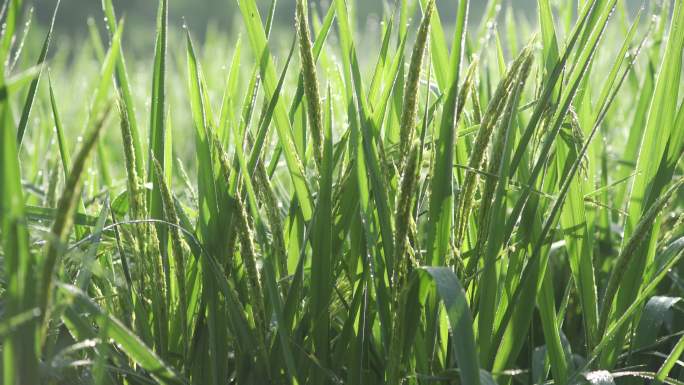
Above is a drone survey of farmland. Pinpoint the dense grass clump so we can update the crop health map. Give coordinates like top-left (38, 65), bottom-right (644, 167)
top-left (2, 0), bottom-right (684, 384)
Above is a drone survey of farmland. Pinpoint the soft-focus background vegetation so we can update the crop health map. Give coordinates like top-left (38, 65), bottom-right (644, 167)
top-left (40, 0), bottom-right (540, 37)
top-left (38, 0), bottom-right (653, 40)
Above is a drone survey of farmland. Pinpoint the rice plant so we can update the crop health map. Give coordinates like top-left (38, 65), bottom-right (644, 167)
top-left (1, 0), bottom-right (684, 384)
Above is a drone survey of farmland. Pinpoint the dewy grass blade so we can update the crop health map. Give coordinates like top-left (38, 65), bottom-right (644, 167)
top-left (371, 34), bottom-right (407, 132)
top-left (367, 12), bottom-right (393, 106)
top-left (16, 0), bottom-right (59, 146)
top-left (537, 267), bottom-right (569, 385)
top-left (248, 37), bottom-right (296, 175)
top-left (218, 35), bottom-right (241, 142)
top-left (89, 20), bottom-right (124, 119)
top-left (87, 17), bottom-right (105, 60)
top-left (1, 75), bottom-right (39, 385)
top-left (408, 267), bottom-right (482, 385)
top-left (236, 0), bottom-right (314, 220)
top-left (8, 6), bottom-right (33, 73)
top-left (48, 73), bottom-right (70, 178)
top-left (538, 0), bottom-right (560, 83)
top-left (0, 0), bottom-right (20, 83)
top-left (425, 0), bottom-right (469, 266)
top-left (148, 1), bottom-right (170, 321)
top-left (185, 28), bottom-right (219, 247)
top-left (653, 332), bottom-right (684, 385)
top-left (148, 0), bottom-right (168, 210)
top-left (102, 0), bottom-right (144, 175)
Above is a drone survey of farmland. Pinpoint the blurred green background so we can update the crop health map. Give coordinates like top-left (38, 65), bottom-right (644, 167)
top-left (32, 0), bottom-right (648, 46)
top-left (37, 0), bottom-right (541, 37)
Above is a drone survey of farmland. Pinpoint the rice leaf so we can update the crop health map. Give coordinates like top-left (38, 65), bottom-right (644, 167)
top-left (15, 0), bottom-right (59, 146)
